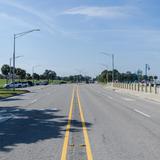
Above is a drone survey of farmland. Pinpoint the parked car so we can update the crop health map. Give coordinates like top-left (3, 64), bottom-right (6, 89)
top-left (4, 82), bottom-right (22, 88)
top-left (59, 81), bottom-right (67, 84)
top-left (21, 82), bottom-right (29, 87)
top-left (35, 82), bottom-right (40, 85)
top-left (40, 81), bottom-right (49, 85)
top-left (27, 81), bottom-right (34, 86)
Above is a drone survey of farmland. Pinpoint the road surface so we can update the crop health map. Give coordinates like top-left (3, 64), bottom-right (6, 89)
top-left (0, 84), bottom-right (160, 160)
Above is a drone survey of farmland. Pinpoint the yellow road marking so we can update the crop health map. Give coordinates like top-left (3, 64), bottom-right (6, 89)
top-left (60, 87), bottom-right (75, 160)
top-left (77, 86), bottom-right (93, 160)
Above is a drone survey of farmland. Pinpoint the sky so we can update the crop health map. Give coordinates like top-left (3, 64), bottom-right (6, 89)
top-left (0, 0), bottom-right (160, 77)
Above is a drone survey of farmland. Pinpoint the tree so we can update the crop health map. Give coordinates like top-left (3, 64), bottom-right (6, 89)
top-left (39, 74), bottom-right (45, 80)
top-left (1, 64), bottom-right (10, 83)
top-left (97, 69), bottom-right (145, 83)
top-left (20, 69), bottom-right (26, 80)
top-left (43, 69), bottom-right (56, 82)
top-left (149, 76), bottom-right (153, 82)
top-left (32, 73), bottom-right (40, 80)
top-left (43, 70), bottom-right (50, 81)
top-left (154, 76), bottom-right (158, 83)
top-left (49, 70), bottom-right (56, 82)
top-left (16, 68), bottom-right (22, 80)
top-left (16, 68), bottom-right (26, 80)
top-left (26, 73), bottom-right (32, 80)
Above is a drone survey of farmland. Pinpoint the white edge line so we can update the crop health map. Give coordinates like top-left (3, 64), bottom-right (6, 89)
top-left (122, 97), bottom-right (134, 101)
top-left (107, 96), bottom-right (113, 99)
top-left (31, 99), bottom-right (38, 104)
top-left (134, 109), bottom-right (151, 118)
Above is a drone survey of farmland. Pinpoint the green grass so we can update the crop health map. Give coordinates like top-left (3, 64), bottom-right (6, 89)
top-left (49, 80), bottom-right (68, 84)
top-left (0, 79), bottom-right (6, 87)
top-left (0, 89), bottom-right (29, 99)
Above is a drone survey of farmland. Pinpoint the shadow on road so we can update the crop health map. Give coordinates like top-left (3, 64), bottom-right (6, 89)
top-left (0, 107), bottom-right (92, 152)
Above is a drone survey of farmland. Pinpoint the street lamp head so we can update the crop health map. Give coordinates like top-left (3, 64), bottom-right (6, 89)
top-left (16, 55), bottom-right (24, 59)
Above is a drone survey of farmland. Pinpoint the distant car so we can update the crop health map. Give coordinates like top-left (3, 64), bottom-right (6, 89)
top-left (27, 81), bottom-right (34, 86)
top-left (59, 81), bottom-right (67, 84)
top-left (35, 82), bottom-right (40, 85)
top-left (40, 81), bottom-right (49, 85)
top-left (21, 82), bottom-right (29, 87)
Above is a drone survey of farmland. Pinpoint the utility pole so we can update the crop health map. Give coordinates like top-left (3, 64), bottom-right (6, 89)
top-left (112, 54), bottom-right (115, 83)
top-left (12, 34), bottom-right (16, 88)
top-left (100, 52), bottom-right (115, 85)
top-left (145, 64), bottom-right (150, 81)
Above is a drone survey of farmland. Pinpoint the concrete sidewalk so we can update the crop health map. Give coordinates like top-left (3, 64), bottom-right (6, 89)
top-left (105, 85), bottom-right (160, 103)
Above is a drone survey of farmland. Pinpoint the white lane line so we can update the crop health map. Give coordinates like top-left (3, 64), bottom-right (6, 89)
top-left (30, 99), bottom-right (38, 104)
top-left (134, 109), bottom-right (151, 118)
top-left (122, 97), bottom-right (134, 101)
top-left (107, 96), bottom-right (113, 99)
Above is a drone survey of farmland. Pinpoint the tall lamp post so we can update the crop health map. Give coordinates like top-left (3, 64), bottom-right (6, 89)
top-left (12, 29), bottom-right (40, 90)
top-left (9, 55), bottom-right (23, 83)
top-left (100, 52), bottom-right (115, 85)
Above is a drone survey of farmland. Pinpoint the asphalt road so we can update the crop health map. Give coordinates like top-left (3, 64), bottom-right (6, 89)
top-left (0, 84), bottom-right (160, 160)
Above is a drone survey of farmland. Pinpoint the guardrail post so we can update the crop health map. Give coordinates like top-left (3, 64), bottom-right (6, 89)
top-left (154, 84), bottom-right (157, 94)
top-left (134, 83), bottom-right (136, 91)
top-left (149, 83), bottom-right (152, 93)
top-left (138, 83), bottom-right (140, 91)
top-left (141, 84), bottom-right (143, 92)
top-left (145, 84), bottom-right (147, 93)
top-left (132, 83), bottom-right (134, 90)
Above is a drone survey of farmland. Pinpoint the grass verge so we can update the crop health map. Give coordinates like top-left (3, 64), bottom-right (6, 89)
top-left (0, 89), bottom-right (29, 99)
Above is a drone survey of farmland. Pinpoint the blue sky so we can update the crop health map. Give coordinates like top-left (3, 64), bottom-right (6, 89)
top-left (0, 0), bottom-right (160, 77)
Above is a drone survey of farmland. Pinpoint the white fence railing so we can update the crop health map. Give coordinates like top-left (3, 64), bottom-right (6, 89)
top-left (112, 83), bottom-right (160, 94)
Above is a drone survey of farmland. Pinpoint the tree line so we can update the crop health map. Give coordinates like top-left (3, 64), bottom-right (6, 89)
top-left (97, 69), bottom-right (158, 83)
top-left (0, 64), bottom-right (93, 83)
top-left (1, 64), bottom-right (56, 83)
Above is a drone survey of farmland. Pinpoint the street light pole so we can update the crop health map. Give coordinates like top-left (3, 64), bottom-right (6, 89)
top-left (12, 34), bottom-right (16, 87)
top-left (10, 55), bottom-right (23, 83)
top-left (101, 52), bottom-right (115, 85)
top-left (12, 29), bottom-right (40, 90)
top-left (112, 54), bottom-right (115, 84)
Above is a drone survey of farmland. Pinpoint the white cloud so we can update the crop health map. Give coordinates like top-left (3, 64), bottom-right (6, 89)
top-left (0, 12), bottom-right (33, 28)
top-left (0, 0), bottom-right (63, 34)
top-left (63, 6), bottom-right (138, 18)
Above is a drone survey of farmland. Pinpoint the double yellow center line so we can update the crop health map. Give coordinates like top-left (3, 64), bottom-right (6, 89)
top-left (60, 86), bottom-right (93, 160)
